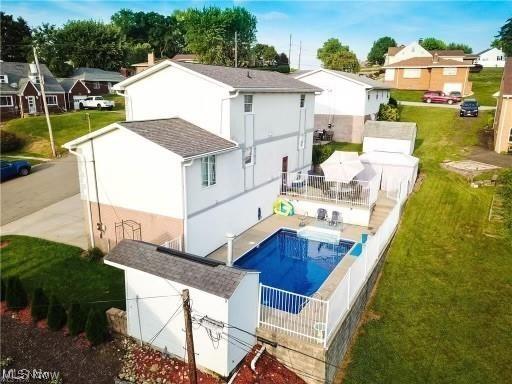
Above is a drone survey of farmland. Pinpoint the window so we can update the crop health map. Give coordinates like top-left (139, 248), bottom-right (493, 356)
top-left (376, 92), bottom-right (379, 100)
top-left (244, 95), bottom-right (253, 113)
top-left (403, 68), bottom-right (421, 78)
top-left (243, 147), bottom-right (254, 166)
top-left (0, 75), bottom-right (8, 84)
top-left (201, 155), bottom-right (216, 187)
top-left (443, 67), bottom-right (457, 76)
top-left (94, 82), bottom-right (101, 89)
top-left (497, 56), bottom-right (504, 61)
top-left (509, 128), bottom-right (512, 143)
top-left (45, 95), bottom-right (58, 105)
top-left (0, 96), bottom-right (13, 107)
top-left (367, 93), bottom-right (370, 100)
top-left (300, 94), bottom-right (305, 108)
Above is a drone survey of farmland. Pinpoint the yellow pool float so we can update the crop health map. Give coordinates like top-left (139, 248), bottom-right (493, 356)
top-left (273, 198), bottom-right (294, 216)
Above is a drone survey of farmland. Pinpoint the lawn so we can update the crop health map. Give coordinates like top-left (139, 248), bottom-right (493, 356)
top-left (2, 109), bottom-right (125, 158)
top-left (390, 89), bottom-right (425, 103)
top-left (341, 106), bottom-right (512, 384)
top-left (0, 235), bottom-right (125, 312)
top-left (469, 68), bottom-right (503, 107)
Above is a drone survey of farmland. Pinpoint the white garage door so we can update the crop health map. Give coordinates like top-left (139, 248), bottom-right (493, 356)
top-left (443, 83), bottom-right (462, 94)
top-left (73, 95), bottom-right (87, 110)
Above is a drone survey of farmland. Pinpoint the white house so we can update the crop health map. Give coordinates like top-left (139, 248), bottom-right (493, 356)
top-left (362, 120), bottom-right (417, 155)
top-left (64, 60), bottom-right (320, 256)
top-left (476, 47), bottom-right (506, 68)
top-left (294, 69), bottom-right (390, 143)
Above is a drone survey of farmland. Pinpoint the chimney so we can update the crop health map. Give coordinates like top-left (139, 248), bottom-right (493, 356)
top-left (433, 52), bottom-right (439, 64)
top-left (147, 52), bottom-right (155, 66)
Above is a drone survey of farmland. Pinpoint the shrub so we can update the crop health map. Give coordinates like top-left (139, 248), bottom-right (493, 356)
top-left (276, 64), bottom-right (290, 73)
top-left (377, 103), bottom-right (400, 121)
top-left (47, 296), bottom-right (67, 331)
top-left (31, 287), bottom-right (49, 322)
top-left (388, 97), bottom-right (398, 107)
top-left (82, 247), bottom-right (104, 262)
top-left (1, 279), bottom-right (5, 301)
top-left (67, 301), bottom-right (86, 336)
top-left (85, 308), bottom-right (108, 345)
top-left (0, 130), bottom-right (24, 153)
top-left (5, 277), bottom-right (28, 310)
top-left (312, 144), bottom-right (335, 165)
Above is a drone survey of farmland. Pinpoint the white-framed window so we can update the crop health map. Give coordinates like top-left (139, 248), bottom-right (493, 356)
top-left (0, 75), bottom-right (8, 84)
top-left (509, 128), bottom-right (512, 143)
top-left (244, 95), bottom-right (253, 113)
top-left (201, 155), bottom-right (216, 187)
top-left (300, 94), bottom-right (305, 108)
top-left (403, 68), bottom-right (421, 78)
top-left (384, 68), bottom-right (395, 81)
top-left (443, 67), bottom-right (457, 76)
top-left (0, 95), bottom-right (13, 107)
top-left (93, 82), bottom-right (100, 89)
top-left (243, 146), bottom-right (254, 166)
top-left (497, 56), bottom-right (504, 61)
top-left (45, 95), bottom-right (58, 105)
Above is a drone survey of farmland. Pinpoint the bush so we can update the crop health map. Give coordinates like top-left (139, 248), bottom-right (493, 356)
top-left (312, 144), bottom-right (335, 165)
top-left (276, 64), bottom-right (290, 73)
top-left (377, 103), bottom-right (400, 121)
top-left (1, 279), bottom-right (5, 301)
top-left (82, 247), bottom-right (104, 262)
top-left (1, 130), bottom-right (24, 153)
top-left (85, 308), bottom-right (108, 345)
top-left (67, 301), bottom-right (86, 336)
top-left (5, 277), bottom-right (28, 310)
top-left (388, 97), bottom-right (398, 107)
top-left (31, 287), bottom-right (49, 322)
top-left (47, 296), bottom-right (67, 331)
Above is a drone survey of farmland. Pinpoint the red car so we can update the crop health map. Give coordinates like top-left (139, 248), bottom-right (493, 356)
top-left (422, 91), bottom-right (460, 104)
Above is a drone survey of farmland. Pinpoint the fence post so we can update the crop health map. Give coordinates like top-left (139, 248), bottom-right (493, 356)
top-left (257, 284), bottom-right (262, 325)
top-left (135, 295), bottom-right (143, 346)
top-left (324, 300), bottom-right (330, 348)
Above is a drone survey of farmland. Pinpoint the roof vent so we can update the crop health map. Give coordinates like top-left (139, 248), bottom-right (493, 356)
top-left (10, 82), bottom-right (17, 88)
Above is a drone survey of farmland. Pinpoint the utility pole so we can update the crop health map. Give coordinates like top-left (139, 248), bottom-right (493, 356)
top-left (234, 31), bottom-right (238, 68)
top-left (182, 289), bottom-right (198, 384)
top-left (33, 46), bottom-right (56, 157)
top-left (288, 34), bottom-right (292, 67)
top-left (298, 40), bottom-right (302, 70)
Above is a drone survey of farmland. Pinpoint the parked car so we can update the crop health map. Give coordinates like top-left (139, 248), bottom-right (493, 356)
top-left (459, 99), bottom-right (479, 117)
top-left (469, 64), bottom-right (483, 73)
top-left (448, 91), bottom-right (463, 103)
top-left (0, 160), bottom-right (31, 181)
top-left (422, 91), bottom-right (460, 104)
top-left (79, 96), bottom-right (115, 111)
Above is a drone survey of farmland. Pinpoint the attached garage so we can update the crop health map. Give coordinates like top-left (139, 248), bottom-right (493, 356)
top-left (443, 82), bottom-right (463, 94)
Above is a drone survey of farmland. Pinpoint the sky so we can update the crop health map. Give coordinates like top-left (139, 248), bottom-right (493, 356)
top-left (2, 0), bottom-right (510, 69)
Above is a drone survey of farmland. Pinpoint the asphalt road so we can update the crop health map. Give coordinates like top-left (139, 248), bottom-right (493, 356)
top-left (1, 156), bottom-right (79, 225)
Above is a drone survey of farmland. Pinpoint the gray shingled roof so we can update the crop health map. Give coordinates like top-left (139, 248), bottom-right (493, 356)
top-left (57, 78), bottom-right (81, 92)
top-left (71, 67), bottom-right (125, 82)
top-left (176, 61), bottom-right (321, 92)
top-left (0, 61), bottom-right (64, 94)
top-left (106, 240), bottom-right (249, 299)
top-left (363, 121), bottom-right (417, 140)
top-left (119, 118), bottom-right (237, 159)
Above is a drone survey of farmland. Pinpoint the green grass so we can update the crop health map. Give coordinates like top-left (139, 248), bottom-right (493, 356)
top-left (2, 109), bottom-right (125, 157)
top-left (325, 141), bottom-right (363, 153)
top-left (0, 156), bottom-right (45, 165)
top-left (469, 68), bottom-right (503, 107)
top-left (343, 106), bottom-right (512, 384)
top-left (390, 90), bottom-right (425, 103)
top-left (0, 235), bottom-right (125, 311)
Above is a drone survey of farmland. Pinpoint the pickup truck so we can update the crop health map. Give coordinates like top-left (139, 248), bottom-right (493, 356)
top-left (79, 96), bottom-right (115, 111)
top-left (422, 91), bottom-right (460, 105)
top-left (1, 160), bottom-right (31, 181)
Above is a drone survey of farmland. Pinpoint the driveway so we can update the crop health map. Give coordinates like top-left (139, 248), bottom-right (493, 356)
top-left (1, 156), bottom-right (79, 225)
top-left (399, 101), bottom-right (496, 110)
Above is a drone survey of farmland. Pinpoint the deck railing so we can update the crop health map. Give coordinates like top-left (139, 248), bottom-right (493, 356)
top-left (161, 236), bottom-right (183, 252)
top-left (280, 172), bottom-right (378, 207)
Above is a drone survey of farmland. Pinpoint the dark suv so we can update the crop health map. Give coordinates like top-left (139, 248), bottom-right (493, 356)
top-left (459, 99), bottom-right (479, 117)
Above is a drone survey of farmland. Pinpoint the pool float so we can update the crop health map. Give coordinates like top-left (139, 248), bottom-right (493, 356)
top-left (273, 199), bottom-right (294, 216)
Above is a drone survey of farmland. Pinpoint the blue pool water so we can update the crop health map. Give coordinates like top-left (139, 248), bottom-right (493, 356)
top-left (234, 229), bottom-right (354, 299)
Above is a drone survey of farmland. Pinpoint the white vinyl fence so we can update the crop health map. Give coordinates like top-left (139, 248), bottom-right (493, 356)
top-left (161, 236), bottom-right (183, 252)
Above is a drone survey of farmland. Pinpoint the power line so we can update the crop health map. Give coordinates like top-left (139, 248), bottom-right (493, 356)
top-left (147, 303), bottom-right (183, 346)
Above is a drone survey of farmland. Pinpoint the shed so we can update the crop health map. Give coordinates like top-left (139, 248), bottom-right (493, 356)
top-left (104, 240), bottom-right (259, 377)
top-left (359, 151), bottom-right (419, 194)
top-left (362, 121), bottom-right (417, 155)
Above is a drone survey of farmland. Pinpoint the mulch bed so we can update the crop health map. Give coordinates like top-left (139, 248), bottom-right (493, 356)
top-left (1, 308), bottom-right (125, 383)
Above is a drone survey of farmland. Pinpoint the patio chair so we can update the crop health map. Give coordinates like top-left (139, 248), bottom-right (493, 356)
top-left (324, 130), bottom-right (334, 141)
top-left (316, 208), bottom-right (328, 222)
top-left (329, 210), bottom-right (340, 227)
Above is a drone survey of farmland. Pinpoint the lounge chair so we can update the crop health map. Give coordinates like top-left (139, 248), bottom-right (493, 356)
top-left (316, 208), bottom-right (328, 222)
top-left (329, 210), bottom-right (341, 227)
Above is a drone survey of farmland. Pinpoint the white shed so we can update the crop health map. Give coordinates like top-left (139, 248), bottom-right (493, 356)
top-left (104, 240), bottom-right (260, 378)
top-left (359, 151), bottom-right (419, 194)
top-left (362, 121), bottom-right (417, 155)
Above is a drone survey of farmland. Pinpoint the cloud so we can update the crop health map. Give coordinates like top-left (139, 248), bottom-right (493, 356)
top-left (258, 11), bottom-right (288, 22)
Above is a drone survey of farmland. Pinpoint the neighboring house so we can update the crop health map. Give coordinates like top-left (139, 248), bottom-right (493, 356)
top-left (295, 69), bottom-right (390, 143)
top-left (64, 60), bottom-right (319, 255)
top-left (129, 53), bottom-right (200, 76)
top-left (493, 58), bottom-right (512, 153)
top-left (70, 67), bottom-right (125, 95)
top-left (57, 78), bottom-right (90, 110)
top-left (0, 61), bottom-right (66, 121)
top-left (362, 121), bottom-right (417, 155)
top-left (383, 42), bottom-right (474, 95)
top-left (476, 47), bottom-right (507, 68)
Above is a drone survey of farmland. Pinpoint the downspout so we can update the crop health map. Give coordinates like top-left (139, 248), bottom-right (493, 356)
top-left (182, 159), bottom-right (194, 252)
top-left (250, 345), bottom-right (266, 373)
top-left (90, 138), bottom-right (103, 238)
top-left (68, 147), bottom-right (95, 247)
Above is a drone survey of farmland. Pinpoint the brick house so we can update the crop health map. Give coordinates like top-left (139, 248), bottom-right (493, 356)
top-left (383, 42), bottom-right (474, 95)
top-left (69, 67), bottom-right (125, 95)
top-left (493, 58), bottom-right (512, 153)
top-left (0, 61), bottom-right (66, 121)
top-left (57, 78), bottom-right (91, 110)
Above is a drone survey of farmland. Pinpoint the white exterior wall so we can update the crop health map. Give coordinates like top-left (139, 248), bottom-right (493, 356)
top-left (476, 48), bottom-right (506, 68)
top-left (120, 266), bottom-right (258, 377)
top-left (386, 42), bottom-right (431, 65)
top-left (76, 127), bottom-right (184, 218)
top-left (365, 89), bottom-right (390, 116)
top-left (363, 137), bottom-right (415, 155)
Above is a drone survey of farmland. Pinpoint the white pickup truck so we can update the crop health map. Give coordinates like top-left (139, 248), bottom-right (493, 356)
top-left (79, 96), bottom-right (115, 111)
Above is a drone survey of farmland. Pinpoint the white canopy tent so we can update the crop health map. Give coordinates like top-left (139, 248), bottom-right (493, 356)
top-left (320, 151), bottom-right (364, 183)
top-left (359, 151), bottom-right (419, 194)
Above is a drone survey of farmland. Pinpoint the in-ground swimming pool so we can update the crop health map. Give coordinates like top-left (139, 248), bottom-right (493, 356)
top-left (234, 229), bottom-right (354, 298)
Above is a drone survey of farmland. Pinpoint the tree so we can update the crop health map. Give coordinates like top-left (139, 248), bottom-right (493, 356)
top-left (5, 277), bottom-right (28, 310)
top-left (1, 279), bottom-right (5, 301)
top-left (317, 38), bottom-right (360, 73)
top-left (491, 38), bottom-right (503, 50)
top-left (495, 17), bottom-right (512, 56)
top-left (47, 295), bottom-right (67, 331)
top-left (31, 24), bottom-right (73, 77)
top-left (85, 308), bottom-right (108, 345)
top-left (67, 302), bottom-right (85, 336)
top-left (253, 43), bottom-right (278, 66)
top-left (31, 288), bottom-right (49, 322)
top-left (377, 103), bottom-right (400, 121)
top-left (446, 42), bottom-right (473, 54)
top-left (367, 36), bottom-right (397, 65)
top-left (317, 38), bottom-right (349, 64)
top-left (277, 52), bottom-right (289, 65)
top-left (0, 12), bottom-right (31, 61)
top-left (420, 37), bottom-right (447, 51)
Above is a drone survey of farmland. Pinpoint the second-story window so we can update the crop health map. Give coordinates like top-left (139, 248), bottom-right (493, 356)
top-left (201, 155), bottom-right (216, 187)
top-left (0, 75), bottom-right (8, 84)
top-left (300, 94), bottom-right (305, 108)
top-left (94, 82), bottom-right (101, 89)
top-left (244, 95), bottom-right (253, 113)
